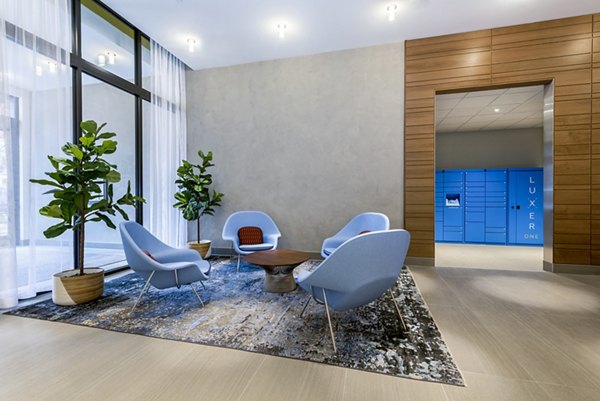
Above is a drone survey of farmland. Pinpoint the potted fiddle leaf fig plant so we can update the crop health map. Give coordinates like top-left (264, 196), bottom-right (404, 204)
top-left (173, 150), bottom-right (224, 258)
top-left (31, 120), bottom-right (144, 306)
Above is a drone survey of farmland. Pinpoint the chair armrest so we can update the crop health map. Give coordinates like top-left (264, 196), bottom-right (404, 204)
top-left (264, 233), bottom-right (280, 248)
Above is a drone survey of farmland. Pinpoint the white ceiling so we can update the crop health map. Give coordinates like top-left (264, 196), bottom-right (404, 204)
top-left (436, 86), bottom-right (544, 133)
top-left (101, 0), bottom-right (600, 70)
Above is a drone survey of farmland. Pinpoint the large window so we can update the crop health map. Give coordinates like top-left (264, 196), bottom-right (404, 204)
top-left (81, 74), bottom-right (136, 266)
top-left (81, 0), bottom-right (135, 82)
top-left (71, 0), bottom-right (151, 268)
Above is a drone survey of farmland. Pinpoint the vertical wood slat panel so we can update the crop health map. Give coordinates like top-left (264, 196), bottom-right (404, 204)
top-left (404, 14), bottom-right (596, 264)
top-left (592, 13), bottom-right (600, 264)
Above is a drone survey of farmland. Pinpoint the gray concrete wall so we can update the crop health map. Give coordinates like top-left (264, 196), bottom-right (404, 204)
top-left (186, 43), bottom-right (405, 253)
top-left (436, 128), bottom-right (543, 170)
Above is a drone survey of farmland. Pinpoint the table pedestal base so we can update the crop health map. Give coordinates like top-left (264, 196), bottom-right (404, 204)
top-left (262, 265), bottom-right (297, 293)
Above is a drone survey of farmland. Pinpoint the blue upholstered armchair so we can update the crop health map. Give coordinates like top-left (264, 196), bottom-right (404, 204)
top-left (119, 221), bottom-right (211, 312)
top-left (297, 229), bottom-right (410, 352)
top-left (222, 211), bottom-right (281, 271)
top-left (321, 212), bottom-right (390, 258)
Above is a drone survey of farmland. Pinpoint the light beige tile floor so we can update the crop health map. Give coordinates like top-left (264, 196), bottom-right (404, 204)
top-left (435, 243), bottom-right (543, 271)
top-left (1, 263), bottom-right (599, 401)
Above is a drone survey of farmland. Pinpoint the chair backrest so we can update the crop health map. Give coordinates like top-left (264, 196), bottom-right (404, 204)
top-left (303, 229), bottom-right (410, 311)
top-left (335, 212), bottom-right (390, 238)
top-left (222, 211), bottom-right (281, 240)
top-left (119, 221), bottom-right (167, 272)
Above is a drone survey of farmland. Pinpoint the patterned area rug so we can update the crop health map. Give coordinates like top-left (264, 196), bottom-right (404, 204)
top-left (8, 258), bottom-right (464, 386)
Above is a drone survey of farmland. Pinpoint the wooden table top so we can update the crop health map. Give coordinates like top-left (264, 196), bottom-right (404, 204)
top-left (243, 249), bottom-right (310, 267)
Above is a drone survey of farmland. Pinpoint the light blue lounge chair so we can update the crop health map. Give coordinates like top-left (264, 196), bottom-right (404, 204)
top-left (119, 221), bottom-right (211, 313)
top-left (297, 229), bottom-right (411, 352)
top-left (321, 212), bottom-right (390, 258)
top-left (222, 211), bottom-right (281, 271)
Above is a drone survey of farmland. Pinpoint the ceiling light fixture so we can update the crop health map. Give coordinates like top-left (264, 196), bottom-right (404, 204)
top-left (494, 108), bottom-right (501, 113)
top-left (387, 3), bottom-right (399, 22)
top-left (187, 38), bottom-right (196, 53)
top-left (106, 51), bottom-right (116, 65)
top-left (97, 54), bottom-right (106, 67)
top-left (276, 23), bottom-right (287, 39)
top-left (48, 61), bottom-right (57, 73)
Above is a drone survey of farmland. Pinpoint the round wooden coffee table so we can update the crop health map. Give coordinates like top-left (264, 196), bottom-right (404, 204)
top-left (244, 249), bottom-right (310, 293)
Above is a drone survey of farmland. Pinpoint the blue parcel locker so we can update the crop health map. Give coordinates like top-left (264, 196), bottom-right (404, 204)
top-left (508, 168), bottom-right (543, 245)
top-left (435, 172), bottom-right (444, 241)
top-left (442, 170), bottom-right (464, 242)
top-left (485, 169), bottom-right (507, 244)
top-left (464, 169), bottom-right (485, 243)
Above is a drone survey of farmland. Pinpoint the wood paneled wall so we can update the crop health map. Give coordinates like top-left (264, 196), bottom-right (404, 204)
top-left (404, 14), bottom-right (600, 266)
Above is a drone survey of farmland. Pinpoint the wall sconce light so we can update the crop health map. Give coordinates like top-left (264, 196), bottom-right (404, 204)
top-left (35, 65), bottom-right (43, 76)
top-left (106, 51), bottom-right (116, 65)
top-left (48, 61), bottom-right (57, 73)
top-left (187, 38), bottom-right (196, 53)
top-left (276, 23), bottom-right (287, 39)
top-left (387, 3), bottom-right (398, 21)
top-left (97, 54), bottom-right (106, 67)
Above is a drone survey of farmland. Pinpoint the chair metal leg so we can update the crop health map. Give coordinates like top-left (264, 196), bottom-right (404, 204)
top-left (131, 271), bottom-right (155, 314)
top-left (322, 288), bottom-right (337, 353)
top-left (190, 284), bottom-right (205, 307)
top-left (199, 281), bottom-right (206, 290)
top-left (388, 288), bottom-right (407, 332)
top-left (300, 296), bottom-right (311, 318)
top-left (237, 254), bottom-right (241, 272)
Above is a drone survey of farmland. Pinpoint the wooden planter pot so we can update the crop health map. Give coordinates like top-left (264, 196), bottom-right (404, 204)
top-left (188, 240), bottom-right (211, 258)
top-left (52, 268), bottom-right (104, 306)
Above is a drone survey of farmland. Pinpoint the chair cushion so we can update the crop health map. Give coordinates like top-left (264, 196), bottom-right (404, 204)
top-left (238, 226), bottom-right (264, 245)
top-left (239, 243), bottom-right (274, 251)
top-left (142, 249), bottom-right (157, 261)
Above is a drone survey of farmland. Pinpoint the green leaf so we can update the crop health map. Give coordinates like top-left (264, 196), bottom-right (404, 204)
top-left (80, 120), bottom-right (97, 134)
top-left (29, 178), bottom-right (62, 188)
top-left (94, 213), bottom-right (116, 229)
top-left (105, 170), bottom-right (121, 183)
top-left (97, 132), bottom-right (116, 139)
top-left (43, 222), bottom-right (70, 238)
top-left (40, 205), bottom-right (63, 219)
top-left (70, 145), bottom-right (83, 160)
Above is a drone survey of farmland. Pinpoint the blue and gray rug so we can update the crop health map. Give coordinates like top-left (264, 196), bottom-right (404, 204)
top-left (8, 258), bottom-right (463, 386)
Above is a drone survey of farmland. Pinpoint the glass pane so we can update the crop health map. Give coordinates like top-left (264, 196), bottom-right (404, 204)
top-left (81, 0), bottom-right (135, 82)
top-left (141, 36), bottom-right (152, 90)
top-left (82, 74), bottom-right (136, 267)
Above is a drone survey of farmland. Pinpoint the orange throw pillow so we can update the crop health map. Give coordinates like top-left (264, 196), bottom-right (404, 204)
top-left (238, 226), bottom-right (264, 245)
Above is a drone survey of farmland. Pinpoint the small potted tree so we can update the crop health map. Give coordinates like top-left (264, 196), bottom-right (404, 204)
top-left (31, 120), bottom-right (144, 305)
top-left (174, 150), bottom-right (224, 258)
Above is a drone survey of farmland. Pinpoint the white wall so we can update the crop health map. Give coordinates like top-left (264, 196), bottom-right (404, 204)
top-left (436, 128), bottom-right (543, 170)
top-left (186, 43), bottom-right (405, 253)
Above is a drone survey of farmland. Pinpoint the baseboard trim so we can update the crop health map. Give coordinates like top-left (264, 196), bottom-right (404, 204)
top-left (211, 247), bottom-right (323, 260)
top-left (406, 257), bottom-right (435, 267)
top-left (543, 261), bottom-right (600, 275)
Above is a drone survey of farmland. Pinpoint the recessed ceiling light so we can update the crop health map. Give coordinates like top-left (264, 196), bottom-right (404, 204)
top-left (494, 108), bottom-right (501, 113)
top-left (187, 38), bottom-right (196, 53)
top-left (387, 3), bottom-right (399, 22)
top-left (97, 54), bottom-right (106, 67)
top-left (106, 51), bottom-right (116, 65)
top-left (276, 23), bottom-right (287, 39)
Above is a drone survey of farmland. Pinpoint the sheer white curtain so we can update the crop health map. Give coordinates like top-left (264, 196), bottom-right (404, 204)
top-left (0, 0), bottom-right (72, 308)
top-left (144, 40), bottom-right (187, 247)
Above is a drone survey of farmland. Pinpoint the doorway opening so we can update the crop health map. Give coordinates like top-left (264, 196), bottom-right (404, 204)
top-left (434, 84), bottom-right (553, 271)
